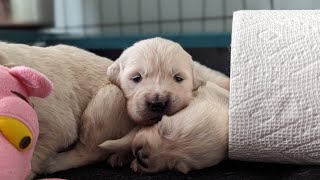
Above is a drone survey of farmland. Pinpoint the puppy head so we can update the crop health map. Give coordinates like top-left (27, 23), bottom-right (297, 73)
top-left (130, 124), bottom-right (175, 173)
top-left (131, 116), bottom-right (227, 174)
top-left (131, 84), bottom-right (229, 173)
top-left (107, 37), bottom-right (204, 125)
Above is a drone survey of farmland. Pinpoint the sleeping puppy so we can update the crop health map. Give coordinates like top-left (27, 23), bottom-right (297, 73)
top-left (107, 37), bottom-right (229, 126)
top-left (0, 42), bottom-right (135, 179)
top-left (100, 81), bottom-right (229, 173)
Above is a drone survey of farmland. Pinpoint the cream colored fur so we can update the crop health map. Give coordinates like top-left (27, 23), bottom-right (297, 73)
top-left (0, 37), bottom-right (229, 177)
top-left (100, 37), bottom-right (230, 174)
top-left (0, 42), bottom-right (135, 179)
top-left (100, 81), bottom-right (229, 174)
top-left (107, 37), bottom-right (229, 125)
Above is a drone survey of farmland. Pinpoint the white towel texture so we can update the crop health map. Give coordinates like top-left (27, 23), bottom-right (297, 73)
top-left (229, 10), bottom-right (320, 164)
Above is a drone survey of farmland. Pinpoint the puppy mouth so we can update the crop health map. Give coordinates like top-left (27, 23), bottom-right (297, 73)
top-left (133, 111), bottom-right (163, 125)
top-left (150, 116), bottom-right (162, 122)
top-left (140, 116), bottom-right (162, 126)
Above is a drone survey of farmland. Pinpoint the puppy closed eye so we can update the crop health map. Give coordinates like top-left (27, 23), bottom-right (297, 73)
top-left (174, 74), bottom-right (184, 83)
top-left (135, 146), bottom-right (149, 168)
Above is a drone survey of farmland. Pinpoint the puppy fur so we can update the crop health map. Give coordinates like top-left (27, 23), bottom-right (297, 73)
top-left (100, 81), bottom-right (229, 174)
top-left (100, 37), bottom-right (230, 173)
top-left (0, 42), bottom-right (135, 179)
top-left (107, 37), bottom-right (229, 125)
top-left (0, 37), bottom-right (229, 177)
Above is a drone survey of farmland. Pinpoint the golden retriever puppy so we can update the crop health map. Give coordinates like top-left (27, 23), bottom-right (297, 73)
top-left (0, 42), bottom-right (135, 179)
top-left (100, 81), bottom-right (229, 174)
top-left (107, 37), bottom-right (229, 126)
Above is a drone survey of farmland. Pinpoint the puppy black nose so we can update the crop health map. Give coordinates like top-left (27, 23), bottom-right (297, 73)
top-left (147, 100), bottom-right (168, 113)
top-left (135, 148), bottom-right (148, 168)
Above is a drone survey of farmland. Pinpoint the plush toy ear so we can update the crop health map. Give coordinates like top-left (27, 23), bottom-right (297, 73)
top-left (9, 66), bottom-right (53, 98)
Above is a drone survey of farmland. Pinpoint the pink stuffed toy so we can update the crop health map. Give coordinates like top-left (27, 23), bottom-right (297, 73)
top-left (0, 64), bottom-right (61, 180)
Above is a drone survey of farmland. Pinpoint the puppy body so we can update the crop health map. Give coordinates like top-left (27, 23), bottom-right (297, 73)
top-left (0, 42), bottom-right (135, 178)
top-left (100, 81), bottom-right (229, 173)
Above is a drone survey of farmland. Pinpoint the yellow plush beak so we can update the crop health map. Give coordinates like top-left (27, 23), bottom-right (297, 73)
top-left (0, 116), bottom-right (33, 151)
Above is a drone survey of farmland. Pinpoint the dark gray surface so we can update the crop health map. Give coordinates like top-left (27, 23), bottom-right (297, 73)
top-left (38, 160), bottom-right (320, 180)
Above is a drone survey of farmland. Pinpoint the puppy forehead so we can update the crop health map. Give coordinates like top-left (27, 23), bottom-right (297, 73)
top-left (137, 126), bottom-right (161, 141)
top-left (125, 50), bottom-right (192, 75)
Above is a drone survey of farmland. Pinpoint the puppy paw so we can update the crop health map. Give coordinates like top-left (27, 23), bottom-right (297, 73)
top-left (44, 154), bottom-right (70, 174)
top-left (130, 159), bottom-right (139, 172)
top-left (107, 152), bottom-right (134, 168)
top-left (108, 154), bottom-right (124, 167)
top-left (44, 156), bottom-right (59, 173)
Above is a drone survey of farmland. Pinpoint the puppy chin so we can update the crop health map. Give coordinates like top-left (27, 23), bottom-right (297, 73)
top-left (129, 111), bottom-right (162, 126)
top-left (127, 99), bottom-right (163, 125)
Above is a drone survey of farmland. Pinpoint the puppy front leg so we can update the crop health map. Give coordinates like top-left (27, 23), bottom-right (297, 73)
top-left (99, 127), bottom-right (139, 151)
top-left (28, 132), bottom-right (67, 179)
top-left (45, 85), bottom-right (135, 173)
top-left (99, 127), bottom-right (139, 166)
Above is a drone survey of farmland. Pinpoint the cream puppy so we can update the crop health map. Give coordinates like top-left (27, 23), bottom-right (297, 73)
top-left (0, 43), bottom-right (135, 179)
top-left (107, 37), bottom-right (229, 125)
top-left (100, 81), bottom-right (229, 173)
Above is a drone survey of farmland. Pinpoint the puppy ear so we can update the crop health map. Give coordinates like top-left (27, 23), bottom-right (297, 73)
top-left (192, 61), bottom-right (230, 91)
top-left (107, 60), bottom-right (121, 86)
top-left (159, 116), bottom-right (175, 139)
top-left (192, 64), bottom-right (206, 90)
